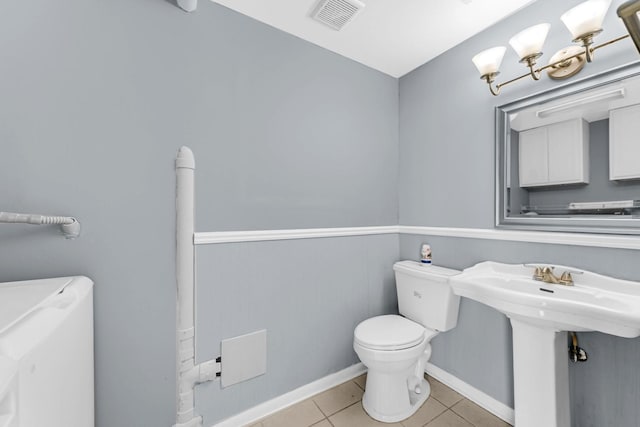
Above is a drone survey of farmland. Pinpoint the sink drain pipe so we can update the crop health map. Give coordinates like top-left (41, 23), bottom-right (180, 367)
top-left (569, 332), bottom-right (588, 363)
top-left (175, 147), bottom-right (217, 427)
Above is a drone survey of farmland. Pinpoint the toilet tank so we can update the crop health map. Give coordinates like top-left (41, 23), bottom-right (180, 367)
top-left (393, 261), bottom-right (461, 332)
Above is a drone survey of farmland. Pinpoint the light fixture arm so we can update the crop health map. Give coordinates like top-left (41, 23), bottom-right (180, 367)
top-left (521, 53), bottom-right (543, 80)
top-left (586, 46), bottom-right (594, 62)
top-left (528, 62), bottom-right (543, 80)
top-left (574, 30), bottom-right (602, 62)
top-left (481, 34), bottom-right (630, 96)
top-left (592, 33), bottom-right (631, 51)
top-left (482, 73), bottom-right (502, 96)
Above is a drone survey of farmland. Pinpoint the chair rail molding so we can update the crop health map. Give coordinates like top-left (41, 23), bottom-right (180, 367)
top-left (398, 225), bottom-right (640, 250)
top-left (194, 225), bottom-right (640, 250)
top-left (194, 226), bottom-right (399, 245)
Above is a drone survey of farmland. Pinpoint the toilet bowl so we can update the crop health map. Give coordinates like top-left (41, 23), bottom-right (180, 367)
top-left (354, 315), bottom-right (439, 422)
top-left (353, 261), bottom-right (461, 423)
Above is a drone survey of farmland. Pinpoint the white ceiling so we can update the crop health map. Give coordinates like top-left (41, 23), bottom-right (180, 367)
top-left (212, 0), bottom-right (538, 77)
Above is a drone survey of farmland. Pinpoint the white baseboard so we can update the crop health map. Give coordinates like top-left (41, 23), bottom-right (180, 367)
top-left (212, 361), bottom-right (513, 427)
top-left (426, 362), bottom-right (515, 425)
top-left (211, 363), bottom-right (367, 427)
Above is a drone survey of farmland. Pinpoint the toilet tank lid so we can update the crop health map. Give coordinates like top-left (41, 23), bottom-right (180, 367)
top-left (393, 261), bottom-right (460, 281)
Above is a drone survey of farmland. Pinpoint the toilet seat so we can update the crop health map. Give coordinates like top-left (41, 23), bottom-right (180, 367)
top-left (354, 315), bottom-right (426, 351)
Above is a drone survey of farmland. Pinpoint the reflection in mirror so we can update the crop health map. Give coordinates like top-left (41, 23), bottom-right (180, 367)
top-left (496, 64), bottom-right (640, 234)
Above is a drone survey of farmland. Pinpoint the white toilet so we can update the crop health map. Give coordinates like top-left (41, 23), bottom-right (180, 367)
top-left (353, 261), bottom-right (461, 423)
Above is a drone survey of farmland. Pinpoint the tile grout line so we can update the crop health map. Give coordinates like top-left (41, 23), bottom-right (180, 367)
top-left (449, 401), bottom-right (480, 427)
top-left (338, 401), bottom-right (362, 414)
top-left (310, 399), bottom-right (331, 426)
top-left (425, 375), bottom-right (466, 409)
top-left (431, 394), bottom-right (466, 410)
top-left (254, 374), bottom-right (506, 427)
top-left (325, 401), bottom-right (362, 427)
top-left (424, 409), bottom-right (469, 427)
top-left (312, 383), bottom-right (365, 419)
top-left (423, 409), bottom-right (443, 427)
top-left (417, 402), bottom-right (450, 427)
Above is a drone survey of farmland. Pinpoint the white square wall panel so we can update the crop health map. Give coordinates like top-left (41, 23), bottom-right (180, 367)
top-left (220, 329), bottom-right (267, 388)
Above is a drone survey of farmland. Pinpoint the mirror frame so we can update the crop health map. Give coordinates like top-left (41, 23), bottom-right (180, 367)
top-left (495, 62), bottom-right (640, 235)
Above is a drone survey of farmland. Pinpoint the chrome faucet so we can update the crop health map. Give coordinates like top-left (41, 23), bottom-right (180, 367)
top-left (532, 266), bottom-right (574, 286)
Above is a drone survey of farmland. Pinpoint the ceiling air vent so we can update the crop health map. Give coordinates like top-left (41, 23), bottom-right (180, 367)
top-left (311, 0), bottom-right (365, 31)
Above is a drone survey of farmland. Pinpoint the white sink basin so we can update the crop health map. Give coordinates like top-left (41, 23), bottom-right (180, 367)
top-left (451, 261), bottom-right (640, 427)
top-left (451, 261), bottom-right (640, 338)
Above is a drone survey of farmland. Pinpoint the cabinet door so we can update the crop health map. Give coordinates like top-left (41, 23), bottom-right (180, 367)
top-left (547, 119), bottom-right (589, 185)
top-left (519, 127), bottom-right (548, 187)
top-left (610, 104), bottom-right (640, 180)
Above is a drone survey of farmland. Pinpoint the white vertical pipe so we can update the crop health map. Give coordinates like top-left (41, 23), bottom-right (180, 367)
top-left (177, 0), bottom-right (198, 12)
top-left (175, 147), bottom-right (217, 427)
top-left (176, 147), bottom-right (195, 359)
top-left (175, 146), bottom-right (199, 426)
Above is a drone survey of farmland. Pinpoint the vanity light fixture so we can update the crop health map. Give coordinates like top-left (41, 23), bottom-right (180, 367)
top-left (561, 0), bottom-right (612, 62)
top-left (509, 23), bottom-right (551, 80)
top-left (472, 0), bottom-right (632, 96)
top-left (618, 0), bottom-right (640, 53)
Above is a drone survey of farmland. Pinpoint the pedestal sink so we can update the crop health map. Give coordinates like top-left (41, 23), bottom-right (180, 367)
top-left (451, 262), bottom-right (640, 427)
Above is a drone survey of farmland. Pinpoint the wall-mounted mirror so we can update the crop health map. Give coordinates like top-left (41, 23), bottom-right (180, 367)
top-left (496, 63), bottom-right (640, 235)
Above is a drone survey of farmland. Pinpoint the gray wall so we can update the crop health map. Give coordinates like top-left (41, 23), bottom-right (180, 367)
top-left (4, 0), bottom-right (640, 426)
top-left (196, 235), bottom-right (399, 423)
top-left (399, 1), bottom-right (640, 426)
top-left (399, 0), bottom-right (637, 228)
top-left (0, 1), bottom-right (398, 426)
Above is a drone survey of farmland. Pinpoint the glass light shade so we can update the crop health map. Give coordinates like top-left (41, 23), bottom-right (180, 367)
top-left (472, 46), bottom-right (507, 76)
top-left (561, 0), bottom-right (612, 39)
top-left (509, 23), bottom-right (551, 60)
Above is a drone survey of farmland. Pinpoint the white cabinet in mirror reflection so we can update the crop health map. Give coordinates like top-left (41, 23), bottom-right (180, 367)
top-left (518, 118), bottom-right (589, 187)
top-left (609, 104), bottom-right (640, 181)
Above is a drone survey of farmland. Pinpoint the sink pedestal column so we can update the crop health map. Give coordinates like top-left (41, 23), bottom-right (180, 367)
top-left (510, 318), bottom-right (570, 427)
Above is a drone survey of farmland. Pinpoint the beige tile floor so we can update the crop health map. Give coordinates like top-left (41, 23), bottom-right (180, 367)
top-left (248, 374), bottom-right (512, 427)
